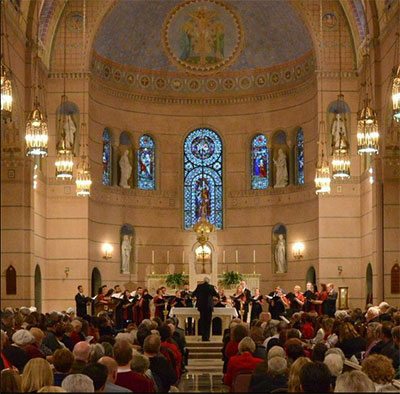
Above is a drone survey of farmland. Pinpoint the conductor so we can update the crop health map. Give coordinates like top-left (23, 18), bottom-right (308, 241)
top-left (193, 277), bottom-right (219, 342)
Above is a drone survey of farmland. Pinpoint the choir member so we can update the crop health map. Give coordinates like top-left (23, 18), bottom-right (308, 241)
top-left (181, 283), bottom-right (193, 335)
top-left (97, 285), bottom-right (111, 305)
top-left (215, 288), bottom-right (229, 308)
top-left (312, 283), bottom-right (329, 315)
top-left (250, 288), bottom-right (264, 321)
top-left (326, 283), bottom-right (338, 317)
top-left (142, 288), bottom-right (153, 320)
top-left (75, 285), bottom-right (92, 318)
top-left (154, 288), bottom-right (166, 321)
top-left (303, 282), bottom-right (318, 312)
top-left (266, 286), bottom-right (289, 320)
top-left (115, 290), bottom-right (133, 329)
top-left (240, 280), bottom-right (252, 322)
top-left (231, 285), bottom-right (246, 319)
top-left (286, 285), bottom-right (305, 317)
top-left (133, 287), bottom-right (144, 325)
top-left (171, 290), bottom-right (185, 308)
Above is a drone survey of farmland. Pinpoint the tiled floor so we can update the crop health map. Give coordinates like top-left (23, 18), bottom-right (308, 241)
top-left (182, 372), bottom-right (229, 392)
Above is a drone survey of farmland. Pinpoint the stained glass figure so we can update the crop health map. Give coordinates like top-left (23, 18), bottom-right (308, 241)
top-left (296, 128), bottom-right (305, 185)
top-left (184, 128), bottom-right (222, 230)
top-left (251, 134), bottom-right (269, 189)
top-left (102, 128), bottom-right (112, 186)
top-left (138, 135), bottom-right (155, 190)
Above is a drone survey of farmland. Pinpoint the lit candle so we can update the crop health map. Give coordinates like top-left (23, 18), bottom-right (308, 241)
top-left (235, 250), bottom-right (238, 263)
top-left (223, 250), bottom-right (226, 264)
top-left (182, 250), bottom-right (185, 264)
top-left (152, 250), bottom-right (155, 265)
top-left (167, 250), bottom-right (170, 264)
top-left (253, 250), bottom-right (256, 263)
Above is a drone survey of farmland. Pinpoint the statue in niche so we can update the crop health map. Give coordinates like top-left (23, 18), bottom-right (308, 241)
top-left (121, 234), bottom-right (132, 274)
top-left (119, 150), bottom-right (132, 188)
top-left (331, 113), bottom-right (349, 151)
top-left (275, 234), bottom-right (287, 273)
top-left (63, 114), bottom-right (76, 149)
top-left (273, 149), bottom-right (288, 188)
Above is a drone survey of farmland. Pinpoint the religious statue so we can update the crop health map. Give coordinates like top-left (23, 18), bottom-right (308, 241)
top-left (121, 234), bottom-right (132, 274)
top-left (63, 114), bottom-right (76, 150)
top-left (273, 149), bottom-right (288, 188)
top-left (331, 113), bottom-right (349, 152)
top-left (119, 150), bottom-right (132, 188)
top-left (275, 234), bottom-right (286, 273)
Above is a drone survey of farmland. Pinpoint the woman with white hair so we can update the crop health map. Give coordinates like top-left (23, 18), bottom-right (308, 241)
top-left (2, 329), bottom-right (33, 372)
top-left (324, 353), bottom-right (344, 389)
top-left (61, 374), bottom-right (94, 392)
top-left (335, 370), bottom-right (375, 392)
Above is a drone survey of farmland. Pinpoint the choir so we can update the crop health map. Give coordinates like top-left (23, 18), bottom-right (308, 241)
top-left (76, 281), bottom-right (337, 330)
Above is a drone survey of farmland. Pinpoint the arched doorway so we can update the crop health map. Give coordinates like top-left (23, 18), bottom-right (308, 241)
top-left (91, 267), bottom-right (102, 297)
top-left (306, 266), bottom-right (316, 287)
top-left (34, 265), bottom-right (42, 313)
top-left (366, 263), bottom-right (373, 304)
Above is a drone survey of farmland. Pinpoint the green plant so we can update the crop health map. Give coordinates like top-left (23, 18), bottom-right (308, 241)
top-left (166, 273), bottom-right (185, 288)
top-left (221, 271), bottom-right (243, 286)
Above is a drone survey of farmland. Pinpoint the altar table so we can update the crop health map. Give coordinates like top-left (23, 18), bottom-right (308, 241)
top-left (169, 307), bottom-right (238, 337)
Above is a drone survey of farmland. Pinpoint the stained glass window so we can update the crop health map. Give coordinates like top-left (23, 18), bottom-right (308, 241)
top-left (184, 128), bottom-right (223, 230)
top-left (138, 135), bottom-right (155, 190)
top-left (251, 134), bottom-right (269, 189)
top-left (102, 129), bottom-right (112, 186)
top-left (296, 128), bottom-right (305, 185)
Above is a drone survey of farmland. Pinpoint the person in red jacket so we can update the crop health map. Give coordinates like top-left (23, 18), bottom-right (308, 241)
top-left (159, 324), bottom-right (182, 379)
top-left (224, 337), bottom-right (263, 391)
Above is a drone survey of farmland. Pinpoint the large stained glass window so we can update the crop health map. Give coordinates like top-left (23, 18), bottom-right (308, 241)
top-left (184, 128), bottom-right (223, 230)
top-left (296, 128), bottom-right (305, 185)
top-left (138, 135), bottom-right (155, 190)
top-left (102, 128), bottom-right (112, 186)
top-left (251, 134), bottom-right (269, 189)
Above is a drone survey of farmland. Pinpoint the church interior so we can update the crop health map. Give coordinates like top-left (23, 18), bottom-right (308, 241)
top-left (1, 0), bottom-right (400, 392)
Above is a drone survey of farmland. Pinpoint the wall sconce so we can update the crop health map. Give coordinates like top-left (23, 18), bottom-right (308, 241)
top-left (64, 267), bottom-right (70, 277)
top-left (102, 243), bottom-right (113, 260)
top-left (338, 265), bottom-right (343, 274)
top-left (292, 242), bottom-right (304, 260)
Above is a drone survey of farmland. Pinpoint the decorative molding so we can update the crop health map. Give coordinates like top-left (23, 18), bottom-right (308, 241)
top-left (48, 72), bottom-right (91, 79)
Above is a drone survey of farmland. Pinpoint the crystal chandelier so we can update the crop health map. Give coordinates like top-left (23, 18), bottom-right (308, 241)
top-left (1, 64), bottom-right (12, 120)
top-left (55, 141), bottom-right (74, 179)
top-left (315, 121), bottom-right (331, 194)
top-left (394, 66), bottom-right (400, 122)
top-left (25, 98), bottom-right (48, 156)
top-left (357, 95), bottom-right (379, 154)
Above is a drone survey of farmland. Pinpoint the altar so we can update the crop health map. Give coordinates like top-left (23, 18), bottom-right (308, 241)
top-left (169, 307), bottom-right (238, 338)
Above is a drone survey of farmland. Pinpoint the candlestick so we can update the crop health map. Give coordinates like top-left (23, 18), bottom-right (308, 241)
top-left (151, 250), bottom-right (155, 274)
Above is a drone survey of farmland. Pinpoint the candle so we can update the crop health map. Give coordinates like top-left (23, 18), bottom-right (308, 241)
top-left (167, 250), bottom-right (170, 264)
top-left (152, 250), bottom-right (155, 265)
top-left (235, 250), bottom-right (238, 263)
top-left (253, 250), bottom-right (256, 263)
top-left (223, 250), bottom-right (226, 264)
top-left (182, 250), bottom-right (185, 264)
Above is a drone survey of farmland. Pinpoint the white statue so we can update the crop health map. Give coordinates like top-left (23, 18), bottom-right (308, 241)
top-left (121, 234), bottom-right (132, 274)
top-left (273, 149), bottom-right (288, 188)
top-left (275, 234), bottom-right (286, 273)
top-left (119, 150), bottom-right (132, 188)
top-left (63, 114), bottom-right (76, 149)
top-left (331, 113), bottom-right (348, 151)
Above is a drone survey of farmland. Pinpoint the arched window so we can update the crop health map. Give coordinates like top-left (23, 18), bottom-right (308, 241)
top-left (138, 135), bottom-right (155, 190)
top-left (391, 264), bottom-right (400, 294)
top-left (296, 128), bottom-right (305, 185)
top-left (6, 265), bottom-right (16, 294)
top-left (102, 129), bottom-right (112, 186)
top-left (184, 128), bottom-right (223, 230)
top-left (251, 134), bottom-right (269, 189)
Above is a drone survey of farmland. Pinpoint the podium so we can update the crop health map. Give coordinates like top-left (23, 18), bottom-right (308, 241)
top-left (94, 298), bottom-right (121, 319)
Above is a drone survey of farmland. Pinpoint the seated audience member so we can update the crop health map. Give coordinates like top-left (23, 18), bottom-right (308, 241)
top-left (82, 363), bottom-right (109, 393)
top-left (253, 345), bottom-right (287, 375)
top-left (334, 370), bottom-right (375, 392)
top-left (370, 321), bottom-right (399, 370)
top-left (114, 339), bottom-right (154, 393)
top-left (250, 356), bottom-right (288, 393)
top-left (21, 358), bottom-right (54, 393)
top-left (2, 329), bottom-right (32, 372)
top-left (71, 320), bottom-right (85, 345)
top-left (300, 313), bottom-right (314, 340)
top-left (285, 342), bottom-right (306, 364)
top-left (61, 373), bottom-right (95, 392)
top-left (392, 326), bottom-right (400, 379)
top-left (287, 357), bottom-right (311, 393)
top-left (98, 356), bottom-right (132, 392)
top-left (324, 353), bottom-right (344, 389)
top-left (143, 334), bottom-right (176, 393)
top-left (43, 320), bottom-right (63, 352)
top-left (61, 323), bottom-right (75, 351)
top-left (250, 326), bottom-right (267, 360)
top-left (311, 342), bottom-right (327, 362)
top-left (266, 321), bottom-right (287, 352)
top-left (300, 361), bottom-right (332, 393)
top-left (361, 354), bottom-right (396, 392)
top-left (0, 368), bottom-right (22, 393)
top-left (336, 322), bottom-right (366, 360)
top-left (25, 327), bottom-right (45, 359)
top-left (224, 337), bottom-right (263, 391)
top-left (71, 341), bottom-right (91, 373)
top-left (363, 322), bottom-right (381, 360)
top-left (159, 324), bottom-right (182, 378)
top-left (37, 386), bottom-right (67, 392)
top-left (222, 319), bottom-right (241, 372)
top-left (378, 302), bottom-right (391, 321)
top-left (225, 323), bottom-right (249, 360)
top-left (90, 343), bottom-right (105, 363)
top-left (53, 348), bottom-right (75, 386)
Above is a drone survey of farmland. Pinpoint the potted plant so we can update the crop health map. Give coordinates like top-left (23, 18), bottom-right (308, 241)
top-left (166, 273), bottom-right (185, 289)
top-left (221, 271), bottom-right (243, 289)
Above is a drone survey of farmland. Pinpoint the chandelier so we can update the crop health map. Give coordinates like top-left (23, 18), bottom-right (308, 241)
top-left (55, 140), bottom-right (74, 179)
top-left (394, 66), bottom-right (400, 122)
top-left (1, 64), bottom-right (12, 120)
top-left (315, 121), bottom-right (331, 194)
top-left (357, 94), bottom-right (379, 154)
top-left (25, 98), bottom-right (48, 156)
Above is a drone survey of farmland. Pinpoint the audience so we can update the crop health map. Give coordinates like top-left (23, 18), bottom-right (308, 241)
top-left (300, 361), bottom-right (332, 392)
top-left (362, 354), bottom-right (397, 391)
top-left (53, 348), bottom-right (75, 386)
top-left (1, 368), bottom-right (22, 393)
top-left (250, 356), bottom-right (288, 392)
top-left (98, 356), bottom-right (132, 392)
top-left (287, 357), bottom-right (311, 392)
top-left (21, 358), bottom-right (54, 393)
top-left (334, 370), bottom-right (375, 392)
top-left (82, 363), bottom-right (108, 392)
top-left (61, 374), bottom-right (94, 392)
top-left (71, 341), bottom-right (91, 373)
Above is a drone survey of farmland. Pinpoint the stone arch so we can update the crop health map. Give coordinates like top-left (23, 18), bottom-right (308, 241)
top-left (306, 266), bottom-right (316, 287)
top-left (6, 265), bottom-right (17, 295)
top-left (34, 264), bottom-right (42, 312)
top-left (391, 264), bottom-right (400, 294)
top-left (91, 267), bottom-right (102, 297)
top-left (366, 263), bottom-right (373, 304)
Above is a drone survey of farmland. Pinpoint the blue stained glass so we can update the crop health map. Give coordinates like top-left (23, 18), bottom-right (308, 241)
top-left (251, 134), bottom-right (269, 190)
top-left (184, 128), bottom-right (223, 230)
top-left (102, 129), bottom-right (112, 186)
top-left (296, 129), bottom-right (305, 185)
top-left (138, 135), bottom-right (155, 190)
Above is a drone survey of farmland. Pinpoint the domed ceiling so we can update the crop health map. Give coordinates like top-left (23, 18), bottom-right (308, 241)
top-left (91, 0), bottom-right (316, 97)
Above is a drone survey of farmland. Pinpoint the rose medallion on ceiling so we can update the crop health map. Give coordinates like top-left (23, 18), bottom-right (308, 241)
top-left (162, 0), bottom-right (244, 75)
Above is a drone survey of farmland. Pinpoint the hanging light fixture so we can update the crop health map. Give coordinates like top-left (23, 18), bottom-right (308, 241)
top-left (26, 2), bottom-right (48, 156)
top-left (315, 0), bottom-right (331, 194)
top-left (332, 16), bottom-right (350, 179)
top-left (1, 1), bottom-right (13, 121)
top-left (393, 66), bottom-right (400, 122)
top-left (75, 0), bottom-right (92, 196)
top-left (55, 12), bottom-right (74, 179)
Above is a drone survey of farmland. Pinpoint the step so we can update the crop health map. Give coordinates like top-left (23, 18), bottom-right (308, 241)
top-left (186, 341), bottom-right (222, 348)
top-left (190, 352), bottom-right (224, 360)
top-left (189, 347), bottom-right (222, 353)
